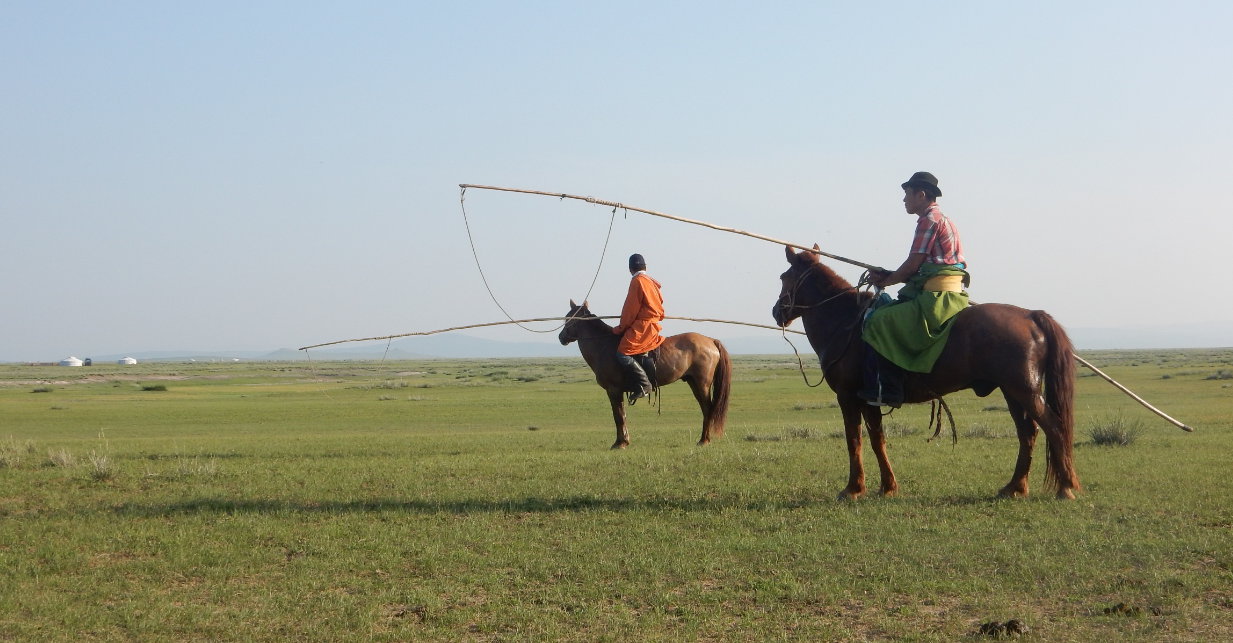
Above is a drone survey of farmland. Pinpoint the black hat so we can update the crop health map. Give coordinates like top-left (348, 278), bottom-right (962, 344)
top-left (628, 253), bottom-right (646, 271)
top-left (901, 171), bottom-right (942, 197)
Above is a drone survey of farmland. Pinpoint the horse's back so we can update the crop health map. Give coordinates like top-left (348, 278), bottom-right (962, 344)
top-left (951, 302), bottom-right (1055, 345)
top-left (663, 331), bottom-right (718, 349)
top-left (930, 302), bottom-right (1069, 386)
top-left (657, 332), bottom-right (724, 379)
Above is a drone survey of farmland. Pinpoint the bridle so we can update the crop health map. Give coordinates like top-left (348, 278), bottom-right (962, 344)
top-left (776, 264), bottom-right (862, 320)
top-left (776, 264), bottom-right (871, 388)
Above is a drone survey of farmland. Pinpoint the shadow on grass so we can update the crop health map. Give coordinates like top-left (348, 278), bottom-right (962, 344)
top-left (114, 496), bottom-right (803, 516)
top-left (112, 492), bottom-right (1022, 517)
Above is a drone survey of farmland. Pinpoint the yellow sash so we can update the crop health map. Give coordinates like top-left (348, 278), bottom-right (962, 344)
top-left (923, 275), bottom-right (965, 292)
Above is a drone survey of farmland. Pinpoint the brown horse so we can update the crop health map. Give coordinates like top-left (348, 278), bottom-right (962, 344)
top-left (772, 246), bottom-right (1080, 500)
top-left (559, 300), bottom-right (732, 449)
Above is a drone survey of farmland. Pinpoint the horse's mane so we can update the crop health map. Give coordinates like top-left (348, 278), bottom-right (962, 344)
top-left (794, 251), bottom-right (855, 293)
top-left (813, 262), bottom-right (853, 292)
top-left (572, 306), bottom-right (614, 331)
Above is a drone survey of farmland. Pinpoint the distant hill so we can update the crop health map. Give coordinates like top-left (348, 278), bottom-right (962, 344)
top-left (1066, 321), bottom-right (1230, 350)
top-left (52, 320), bottom-right (1233, 364)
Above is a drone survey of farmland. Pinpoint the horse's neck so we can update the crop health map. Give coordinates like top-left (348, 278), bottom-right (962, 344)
top-left (812, 265), bottom-right (852, 291)
top-left (791, 264), bottom-right (861, 358)
top-left (801, 290), bottom-right (863, 350)
top-left (575, 321), bottom-right (618, 364)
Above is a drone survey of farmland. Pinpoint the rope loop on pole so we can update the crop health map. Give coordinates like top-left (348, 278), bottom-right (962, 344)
top-left (458, 184), bottom-right (618, 334)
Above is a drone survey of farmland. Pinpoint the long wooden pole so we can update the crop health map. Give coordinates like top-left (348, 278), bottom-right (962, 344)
top-left (298, 315), bottom-right (807, 351)
top-left (460, 182), bottom-right (1196, 432)
top-left (460, 184), bottom-right (886, 272)
top-left (1073, 354), bottom-right (1194, 432)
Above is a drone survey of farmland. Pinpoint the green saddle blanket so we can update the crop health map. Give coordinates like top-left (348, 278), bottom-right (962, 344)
top-left (862, 264), bottom-right (970, 373)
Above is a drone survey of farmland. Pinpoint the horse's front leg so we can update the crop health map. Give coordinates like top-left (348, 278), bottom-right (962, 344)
top-left (836, 398), bottom-right (867, 500)
top-left (607, 389), bottom-right (630, 449)
top-left (861, 404), bottom-right (898, 497)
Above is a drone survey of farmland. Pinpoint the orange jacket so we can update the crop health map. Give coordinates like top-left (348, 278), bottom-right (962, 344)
top-left (613, 272), bottom-right (665, 355)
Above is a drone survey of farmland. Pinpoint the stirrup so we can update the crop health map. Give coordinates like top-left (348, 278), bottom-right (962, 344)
top-left (858, 389), bottom-right (902, 409)
top-left (628, 385), bottom-right (651, 406)
top-left (865, 399), bottom-right (901, 409)
top-left (866, 396), bottom-right (902, 409)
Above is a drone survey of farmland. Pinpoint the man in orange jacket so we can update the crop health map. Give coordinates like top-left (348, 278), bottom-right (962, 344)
top-left (613, 253), bottom-right (665, 403)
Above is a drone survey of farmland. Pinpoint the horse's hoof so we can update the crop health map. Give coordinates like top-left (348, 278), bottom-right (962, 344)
top-left (880, 488), bottom-right (898, 498)
top-left (836, 490), bottom-right (864, 501)
top-left (610, 442), bottom-right (629, 450)
top-left (696, 439), bottom-right (710, 447)
top-left (997, 487), bottom-right (1029, 499)
top-left (1056, 488), bottom-right (1076, 500)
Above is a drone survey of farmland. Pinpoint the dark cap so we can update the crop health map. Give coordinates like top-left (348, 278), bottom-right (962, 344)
top-left (901, 171), bottom-right (942, 197)
top-left (628, 253), bottom-right (646, 271)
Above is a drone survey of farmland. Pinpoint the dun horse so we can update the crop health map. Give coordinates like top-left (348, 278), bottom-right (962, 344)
top-left (559, 300), bottom-right (732, 449)
top-left (773, 246), bottom-right (1080, 500)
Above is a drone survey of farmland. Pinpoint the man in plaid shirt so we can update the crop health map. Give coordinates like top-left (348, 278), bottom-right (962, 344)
top-left (861, 172), bottom-right (971, 407)
top-left (868, 172), bottom-right (965, 289)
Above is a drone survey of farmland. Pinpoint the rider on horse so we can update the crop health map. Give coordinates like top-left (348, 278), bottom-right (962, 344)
top-left (613, 253), bottom-right (665, 404)
top-left (861, 171), bottom-right (971, 407)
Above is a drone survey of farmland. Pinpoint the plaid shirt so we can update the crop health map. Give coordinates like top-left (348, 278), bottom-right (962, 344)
top-left (910, 204), bottom-right (965, 266)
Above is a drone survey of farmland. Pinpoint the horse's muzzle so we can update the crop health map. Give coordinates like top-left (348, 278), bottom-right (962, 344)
top-left (771, 304), bottom-right (790, 328)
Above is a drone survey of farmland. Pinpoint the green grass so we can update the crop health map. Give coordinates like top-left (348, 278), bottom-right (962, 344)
top-left (0, 350), bottom-right (1231, 641)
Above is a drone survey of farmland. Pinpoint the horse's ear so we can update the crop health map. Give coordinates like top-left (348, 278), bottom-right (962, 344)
top-left (582, 299), bottom-right (589, 309)
top-left (570, 298), bottom-right (577, 308)
top-left (784, 245), bottom-right (795, 262)
top-left (812, 243), bottom-right (820, 251)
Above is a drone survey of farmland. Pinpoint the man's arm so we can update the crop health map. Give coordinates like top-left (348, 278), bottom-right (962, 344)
top-left (612, 279), bottom-right (642, 334)
top-left (869, 252), bottom-right (927, 288)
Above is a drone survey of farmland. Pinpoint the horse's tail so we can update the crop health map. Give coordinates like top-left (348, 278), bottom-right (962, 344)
top-left (1033, 310), bottom-right (1079, 493)
top-left (709, 339), bottom-right (732, 438)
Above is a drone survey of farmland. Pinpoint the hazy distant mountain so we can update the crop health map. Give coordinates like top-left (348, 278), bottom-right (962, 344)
top-left (1066, 321), bottom-right (1230, 350)
top-left (44, 320), bottom-right (1232, 364)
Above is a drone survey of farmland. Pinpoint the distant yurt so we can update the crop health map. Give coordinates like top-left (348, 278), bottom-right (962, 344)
top-left (59, 356), bottom-right (83, 367)
top-left (118, 357), bottom-right (137, 365)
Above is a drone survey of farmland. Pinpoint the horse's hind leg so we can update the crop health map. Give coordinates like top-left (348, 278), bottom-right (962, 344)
top-left (1011, 392), bottom-right (1079, 500)
top-left (999, 393), bottom-right (1038, 498)
top-left (683, 375), bottom-right (715, 446)
top-left (1036, 406), bottom-right (1080, 500)
top-left (607, 389), bottom-right (630, 449)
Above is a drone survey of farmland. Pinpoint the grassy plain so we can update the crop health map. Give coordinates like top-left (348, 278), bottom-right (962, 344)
top-left (1, 349), bottom-right (1231, 641)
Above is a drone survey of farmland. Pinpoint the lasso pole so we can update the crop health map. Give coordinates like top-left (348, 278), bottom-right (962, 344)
top-left (298, 315), bottom-right (806, 351)
top-left (1073, 354), bottom-right (1194, 432)
top-left (459, 184), bottom-right (886, 273)
top-left (459, 182), bottom-right (1196, 432)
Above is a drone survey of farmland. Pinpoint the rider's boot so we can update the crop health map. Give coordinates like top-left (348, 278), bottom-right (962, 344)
top-left (858, 345), bottom-right (905, 409)
top-left (615, 353), bottom-right (652, 405)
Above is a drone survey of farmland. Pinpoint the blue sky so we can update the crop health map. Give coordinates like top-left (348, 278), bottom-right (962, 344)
top-left (2, 2), bottom-right (1230, 361)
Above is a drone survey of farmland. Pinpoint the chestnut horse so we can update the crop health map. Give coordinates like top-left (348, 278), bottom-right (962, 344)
top-left (772, 246), bottom-right (1080, 500)
top-left (559, 300), bottom-right (732, 449)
